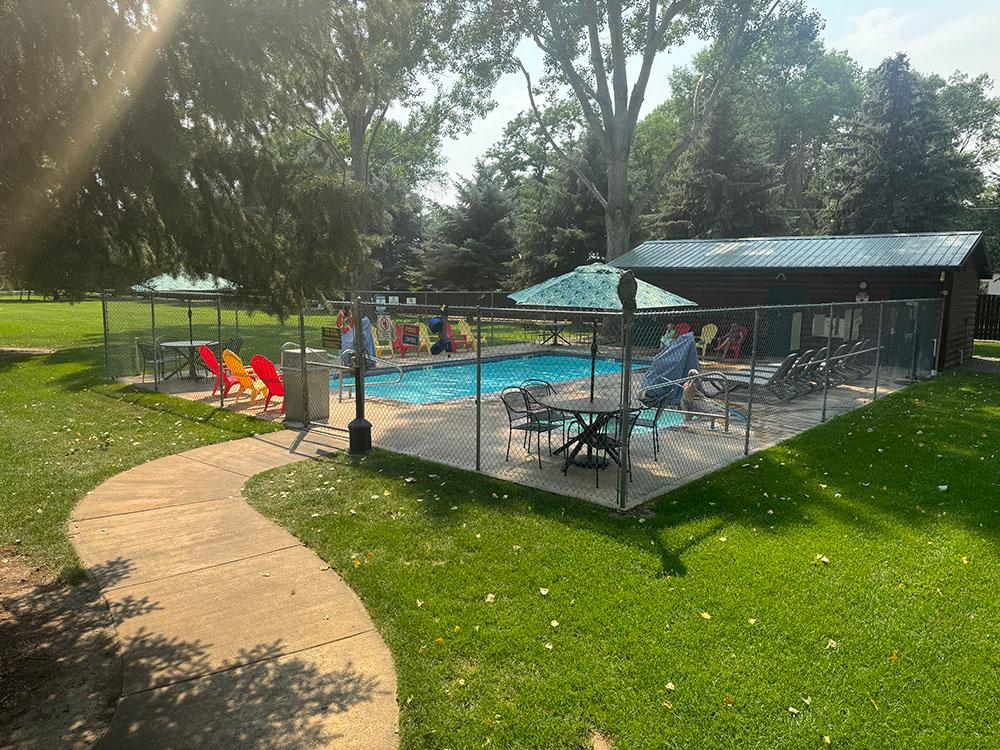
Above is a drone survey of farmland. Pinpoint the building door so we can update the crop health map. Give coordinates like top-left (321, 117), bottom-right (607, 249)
top-left (891, 285), bottom-right (942, 377)
top-left (768, 286), bottom-right (806, 356)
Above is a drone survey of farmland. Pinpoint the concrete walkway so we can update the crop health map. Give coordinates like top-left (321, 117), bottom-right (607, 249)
top-left (69, 429), bottom-right (398, 749)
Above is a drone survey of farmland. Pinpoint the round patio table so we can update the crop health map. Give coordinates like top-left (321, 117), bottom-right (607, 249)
top-left (159, 339), bottom-right (215, 380)
top-left (534, 393), bottom-right (622, 472)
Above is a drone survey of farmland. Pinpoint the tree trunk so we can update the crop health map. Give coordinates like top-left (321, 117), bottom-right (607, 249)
top-left (605, 143), bottom-right (631, 260)
top-left (347, 111), bottom-right (368, 185)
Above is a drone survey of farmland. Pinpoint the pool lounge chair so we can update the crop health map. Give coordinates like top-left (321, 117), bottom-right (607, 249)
top-left (723, 352), bottom-right (801, 401)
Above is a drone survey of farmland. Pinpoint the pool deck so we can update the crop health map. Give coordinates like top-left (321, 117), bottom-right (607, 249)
top-left (128, 343), bottom-right (905, 509)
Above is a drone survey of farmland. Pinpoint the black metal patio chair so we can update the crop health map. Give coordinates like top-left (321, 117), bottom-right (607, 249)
top-left (520, 379), bottom-right (572, 441)
top-left (501, 387), bottom-right (561, 469)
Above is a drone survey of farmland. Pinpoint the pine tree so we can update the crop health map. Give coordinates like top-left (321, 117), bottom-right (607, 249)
top-left (654, 95), bottom-right (782, 238)
top-left (416, 164), bottom-right (515, 290)
top-left (511, 134), bottom-right (607, 285)
top-left (819, 54), bottom-right (982, 234)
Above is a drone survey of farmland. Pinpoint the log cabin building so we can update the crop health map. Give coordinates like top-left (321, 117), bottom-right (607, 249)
top-left (610, 231), bottom-right (988, 369)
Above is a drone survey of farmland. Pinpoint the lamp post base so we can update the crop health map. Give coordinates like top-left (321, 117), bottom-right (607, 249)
top-left (348, 417), bottom-right (372, 455)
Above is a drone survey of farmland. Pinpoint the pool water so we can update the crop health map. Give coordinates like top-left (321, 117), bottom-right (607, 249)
top-left (338, 353), bottom-right (641, 405)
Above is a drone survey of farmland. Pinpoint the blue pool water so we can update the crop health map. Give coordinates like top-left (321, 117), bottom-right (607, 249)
top-left (337, 354), bottom-right (641, 405)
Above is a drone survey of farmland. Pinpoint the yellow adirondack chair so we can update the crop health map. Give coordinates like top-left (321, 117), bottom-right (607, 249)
top-left (222, 349), bottom-right (267, 403)
top-left (449, 317), bottom-right (479, 351)
top-left (416, 323), bottom-right (433, 355)
top-left (696, 323), bottom-right (719, 357)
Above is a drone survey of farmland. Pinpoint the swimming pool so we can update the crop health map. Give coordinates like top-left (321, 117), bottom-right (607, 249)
top-left (337, 353), bottom-right (642, 405)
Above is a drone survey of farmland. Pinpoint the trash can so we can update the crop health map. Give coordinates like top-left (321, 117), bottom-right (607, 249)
top-left (281, 347), bottom-right (331, 424)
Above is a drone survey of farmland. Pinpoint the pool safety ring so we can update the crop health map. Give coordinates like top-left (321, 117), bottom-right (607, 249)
top-left (337, 308), bottom-right (354, 333)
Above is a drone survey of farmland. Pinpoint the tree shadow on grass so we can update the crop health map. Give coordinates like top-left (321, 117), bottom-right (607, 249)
top-left (332, 371), bottom-right (1000, 578)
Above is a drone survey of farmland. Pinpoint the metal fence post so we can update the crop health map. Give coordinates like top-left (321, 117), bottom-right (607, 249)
top-left (743, 308), bottom-right (760, 456)
top-left (908, 302), bottom-right (920, 381)
top-left (298, 306), bottom-right (309, 426)
top-left (872, 301), bottom-right (884, 400)
top-left (934, 297), bottom-right (947, 373)
top-left (217, 294), bottom-right (224, 409)
top-left (150, 294), bottom-right (158, 392)
top-left (617, 308), bottom-right (634, 510)
top-left (348, 296), bottom-right (372, 454)
top-left (101, 291), bottom-right (111, 379)
top-left (821, 302), bottom-right (834, 422)
top-left (475, 307), bottom-right (482, 471)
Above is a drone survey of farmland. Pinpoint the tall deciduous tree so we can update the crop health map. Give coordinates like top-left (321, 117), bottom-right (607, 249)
top-left (819, 54), bottom-right (983, 234)
top-left (472, 0), bottom-right (779, 259)
top-left (299, 0), bottom-right (487, 187)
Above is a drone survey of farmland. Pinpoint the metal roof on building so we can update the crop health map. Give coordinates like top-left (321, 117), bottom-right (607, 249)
top-left (610, 232), bottom-right (984, 271)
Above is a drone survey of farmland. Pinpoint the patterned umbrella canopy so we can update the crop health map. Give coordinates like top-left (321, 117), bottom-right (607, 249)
top-left (508, 263), bottom-right (695, 309)
top-left (131, 272), bottom-right (235, 295)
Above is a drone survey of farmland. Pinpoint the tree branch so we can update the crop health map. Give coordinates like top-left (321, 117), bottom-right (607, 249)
top-left (627, 0), bottom-right (693, 130)
top-left (517, 58), bottom-right (609, 210)
top-left (631, 0), bottom-right (780, 221)
top-left (583, 0), bottom-right (613, 117)
top-left (531, 20), bottom-right (609, 145)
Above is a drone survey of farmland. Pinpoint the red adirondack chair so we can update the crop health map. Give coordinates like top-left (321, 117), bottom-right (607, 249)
top-left (249, 355), bottom-right (285, 412)
top-left (674, 322), bottom-right (692, 337)
top-left (716, 324), bottom-right (749, 359)
top-left (199, 344), bottom-right (239, 396)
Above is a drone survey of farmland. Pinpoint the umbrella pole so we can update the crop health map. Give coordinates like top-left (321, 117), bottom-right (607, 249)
top-left (187, 298), bottom-right (193, 343)
top-left (590, 318), bottom-right (598, 402)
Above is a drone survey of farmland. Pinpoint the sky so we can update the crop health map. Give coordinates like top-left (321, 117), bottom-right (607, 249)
top-left (433, 1), bottom-right (1000, 202)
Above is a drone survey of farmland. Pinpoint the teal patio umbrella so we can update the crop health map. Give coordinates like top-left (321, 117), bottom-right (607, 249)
top-left (132, 273), bottom-right (237, 344)
top-left (509, 263), bottom-right (696, 399)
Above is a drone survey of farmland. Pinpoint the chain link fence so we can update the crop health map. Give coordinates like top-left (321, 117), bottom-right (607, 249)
top-left (102, 293), bottom-right (944, 509)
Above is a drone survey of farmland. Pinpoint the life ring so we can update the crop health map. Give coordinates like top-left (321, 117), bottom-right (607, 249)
top-left (336, 309), bottom-right (354, 333)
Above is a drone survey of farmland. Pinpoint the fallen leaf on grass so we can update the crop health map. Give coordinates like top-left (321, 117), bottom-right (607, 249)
top-left (543, 642), bottom-right (553, 650)
top-left (723, 696), bottom-right (734, 707)
top-left (665, 682), bottom-right (675, 692)
top-left (889, 649), bottom-right (898, 663)
top-left (539, 588), bottom-right (549, 596)
top-left (485, 593), bottom-right (496, 603)
top-left (787, 706), bottom-right (800, 715)
top-left (826, 639), bottom-right (838, 649)
top-left (700, 612), bottom-right (712, 620)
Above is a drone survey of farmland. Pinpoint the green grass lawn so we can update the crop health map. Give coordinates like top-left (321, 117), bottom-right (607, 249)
top-left (0, 299), bottom-right (281, 576)
top-left (1, 297), bottom-right (547, 382)
top-left (245, 370), bottom-right (1000, 749)
top-left (974, 339), bottom-right (1000, 358)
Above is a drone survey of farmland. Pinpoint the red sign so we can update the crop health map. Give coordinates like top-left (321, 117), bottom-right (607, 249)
top-left (401, 323), bottom-right (420, 347)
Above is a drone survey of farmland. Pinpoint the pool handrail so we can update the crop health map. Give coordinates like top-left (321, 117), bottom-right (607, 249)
top-left (633, 369), bottom-right (733, 433)
top-left (279, 342), bottom-right (404, 401)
